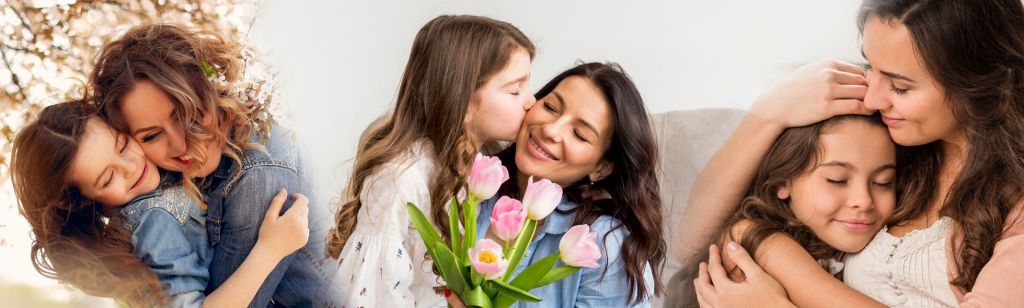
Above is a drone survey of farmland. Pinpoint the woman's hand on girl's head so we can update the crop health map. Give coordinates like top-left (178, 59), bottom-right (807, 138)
top-left (694, 242), bottom-right (795, 308)
top-left (256, 188), bottom-right (310, 259)
top-left (750, 59), bottom-right (872, 130)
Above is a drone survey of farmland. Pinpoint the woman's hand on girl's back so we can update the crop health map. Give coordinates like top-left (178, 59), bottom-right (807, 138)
top-left (257, 188), bottom-right (310, 259)
top-left (750, 59), bottom-right (872, 130)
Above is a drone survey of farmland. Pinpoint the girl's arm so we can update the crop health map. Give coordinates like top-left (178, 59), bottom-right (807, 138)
top-left (697, 236), bottom-right (885, 308)
top-left (752, 235), bottom-right (883, 308)
top-left (678, 59), bottom-right (871, 262)
top-left (202, 189), bottom-right (309, 308)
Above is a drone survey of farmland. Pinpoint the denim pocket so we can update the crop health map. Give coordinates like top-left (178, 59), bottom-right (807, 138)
top-left (206, 217), bottom-right (221, 246)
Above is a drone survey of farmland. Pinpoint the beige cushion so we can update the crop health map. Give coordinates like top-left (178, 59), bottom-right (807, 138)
top-left (650, 108), bottom-right (744, 307)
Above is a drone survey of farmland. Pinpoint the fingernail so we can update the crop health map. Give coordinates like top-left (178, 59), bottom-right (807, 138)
top-left (278, 188), bottom-right (286, 195)
top-left (727, 242), bottom-right (739, 251)
top-left (444, 289), bottom-right (453, 298)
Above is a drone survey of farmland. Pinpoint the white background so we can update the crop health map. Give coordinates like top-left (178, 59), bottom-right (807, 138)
top-left (248, 0), bottom-right (864, 204)
top-left (1, 0), bottom-right (863, 303)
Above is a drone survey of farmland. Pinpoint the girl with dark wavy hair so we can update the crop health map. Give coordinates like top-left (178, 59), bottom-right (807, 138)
top-left (667, 115), bottom-right (896, 307)
top-left (685, 0), bottom-right (1024, 307)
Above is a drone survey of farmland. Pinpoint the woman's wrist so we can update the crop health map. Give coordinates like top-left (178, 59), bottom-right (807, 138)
top-left (740, 110), bottom-right (786, 139)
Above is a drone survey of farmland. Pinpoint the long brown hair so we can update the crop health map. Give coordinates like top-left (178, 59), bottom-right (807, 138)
top-left (90, 23), bottom-right (268, 201)
top-left (858, 0), bottom-right (1024, 291)
top-left (11, 101), bottom-right (164, 307)
top-left (667, 115), bottom-right (886, 307)
top-left (326, 15), bottom-right (535, 257)
top-left (494, 62), bottom-right (664, 304)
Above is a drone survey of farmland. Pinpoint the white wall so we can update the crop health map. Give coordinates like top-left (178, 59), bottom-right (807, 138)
top-left (0, 0), bottom-right (864, 300)
top-left (248, 0), bottom-right (864, 204)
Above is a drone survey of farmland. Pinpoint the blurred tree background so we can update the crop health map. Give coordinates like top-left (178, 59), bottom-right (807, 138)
top-left (0, 0), bottom-right (272, 306)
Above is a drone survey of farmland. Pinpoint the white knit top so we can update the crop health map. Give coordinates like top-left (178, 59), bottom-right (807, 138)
top-left (843, 217), bottom-right (958, 307)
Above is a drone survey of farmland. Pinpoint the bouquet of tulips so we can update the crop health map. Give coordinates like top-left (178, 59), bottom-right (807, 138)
top-left (406, 154), bottom-right (601, 308)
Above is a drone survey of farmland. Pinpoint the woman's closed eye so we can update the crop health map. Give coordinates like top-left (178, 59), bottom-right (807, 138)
top-left (543, 101), bottom-right (558, 113)
top-left (573, 129), bottom-right (590, 143)
top-left (141, 130), bottom-right (162, 143)
top-left (888, 82), bottom-right (909, 95)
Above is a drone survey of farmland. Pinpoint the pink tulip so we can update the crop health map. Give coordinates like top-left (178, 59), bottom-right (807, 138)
top-left (522, 176), bottom-right (562, 220)
top-left (490, 196), bottom-right (527, 242)
top-left (469, 239), bottom-right (509, 280)
top-left (559, 225), bottom-right (601, 268)
top-left (467, 153), bottom-right (509, 200)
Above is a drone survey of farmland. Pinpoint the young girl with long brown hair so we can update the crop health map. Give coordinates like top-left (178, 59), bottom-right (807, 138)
top-left (12, 101), bottom-right (309, 307)
top-left (326, 15), bottom-right (536, 306)
top-left (669, 115), bottom-right (896, 308)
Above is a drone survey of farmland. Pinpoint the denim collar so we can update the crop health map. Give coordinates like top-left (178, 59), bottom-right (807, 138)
top-left (203, 155), bottom-right (238, 197)
top-left (537, 195), bottom-right (577, 236)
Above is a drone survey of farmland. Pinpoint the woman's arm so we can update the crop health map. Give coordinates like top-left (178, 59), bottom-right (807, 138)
top-left (678, 59), bottom-right (871, 261)
top-left (202, 189), bottom-right (309, 308)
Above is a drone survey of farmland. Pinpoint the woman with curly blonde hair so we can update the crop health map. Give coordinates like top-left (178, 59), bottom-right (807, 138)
top-left (88, 23), bottom-right (340, 307)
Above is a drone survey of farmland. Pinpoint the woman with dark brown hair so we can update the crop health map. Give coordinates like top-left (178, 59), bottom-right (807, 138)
top-left (12, 101), bottom-right (310, 307)
top-left (327, 15), bottom-right (536, 307)
top-left (685, 0), bottom-right (1024, 307)
top-left (458, 62), bottom-right (666, 307)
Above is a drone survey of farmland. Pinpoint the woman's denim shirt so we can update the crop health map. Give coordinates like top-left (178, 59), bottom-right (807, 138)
top-left (122, 174), bottom-right (210, 307)
top-left (475, 195), bottom-right (654, 308)
top-left (201, 125), bottom-right (341, 307)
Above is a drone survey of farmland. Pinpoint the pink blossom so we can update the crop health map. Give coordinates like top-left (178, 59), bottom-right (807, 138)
top-left (467, 153), bottom-right (509, 200)
top-left (489, 196), bottom-right (526, 242)
top-left (522, 176), bottom-right (562, 220)
top-left (559, 225), bottom-right (601, 268)
top-left (469, 239), bottom-right (509, 280)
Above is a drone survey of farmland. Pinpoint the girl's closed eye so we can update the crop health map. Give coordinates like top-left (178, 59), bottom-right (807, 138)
top-left (826, 178), bottom-right (848, 185)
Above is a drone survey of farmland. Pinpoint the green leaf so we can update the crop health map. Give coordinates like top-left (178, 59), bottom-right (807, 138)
top-left (535, 265), bottom-right (582, 287)
top-left (493, 294), bottom-right (515, 308)
top-left (448, 198), bottom-right (463, 261)
top-left (433, 242), bottom-right (469, 294)
top-left (463, 195), bottom-right (478, 259)
top-left (463, 285), bottom-right (493, 308)
top-left (509, 253), bottom-right (560, 290)
top-left (406, 203), bottom-right (443, 261)
top-left (491, 279), bottom-right (541, 302)
top-left (502, 219), bottom-right (537, 281)
top-left (199, 59), bottom-right (217, 77)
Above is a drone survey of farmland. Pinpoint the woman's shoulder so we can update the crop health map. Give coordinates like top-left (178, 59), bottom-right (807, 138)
top-left (238, 124), bottom-right (301, 169)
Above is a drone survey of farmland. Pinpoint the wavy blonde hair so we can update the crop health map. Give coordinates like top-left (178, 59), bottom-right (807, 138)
top-left (89, 23), bottom-right (270, 201)
top-left (326, 15), bottom-right (535, 257)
